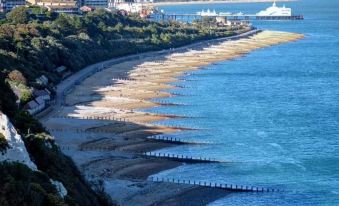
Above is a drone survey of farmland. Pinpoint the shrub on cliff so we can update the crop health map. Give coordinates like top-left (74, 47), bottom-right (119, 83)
top-left (0, 162), bottom-right (66, 206)
top-left (0, 133), bottom-right (9, 154)
top-left (24, 133), bottom-right (115, 206)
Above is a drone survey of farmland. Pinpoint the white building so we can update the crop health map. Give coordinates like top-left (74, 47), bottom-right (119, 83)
top-left (27, 0), bottom-right (79, 14)
top-left (197, 9), bottom-right (217, 17)
top-left (111, 2), bottom-right (144, 13)
top-left (256, 1), bottom-right (292, 17)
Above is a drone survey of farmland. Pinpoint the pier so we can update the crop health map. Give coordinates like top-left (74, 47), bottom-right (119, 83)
top-left (149, 13), bottom-right (304, 23)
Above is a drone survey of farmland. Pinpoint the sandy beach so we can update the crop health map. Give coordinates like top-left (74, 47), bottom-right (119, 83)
top-left (43, 30), bottom-right (303, 205)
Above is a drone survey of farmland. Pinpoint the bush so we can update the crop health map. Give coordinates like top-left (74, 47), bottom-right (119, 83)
top-left (0, 133), bottom-right (9, 154)
top-left (20, 90), bottom-right (32, 105)
top-left (0, 162), bottom-right (66, 206)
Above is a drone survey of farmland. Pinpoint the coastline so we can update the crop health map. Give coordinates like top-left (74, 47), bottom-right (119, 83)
top-left (43, 30), bottom-right (304, 205)
top-left (151, 0), bottom-right (297, 6)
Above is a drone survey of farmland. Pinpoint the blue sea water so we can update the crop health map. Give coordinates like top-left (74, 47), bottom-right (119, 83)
top-left (145, 0), bottom-right (339, 205)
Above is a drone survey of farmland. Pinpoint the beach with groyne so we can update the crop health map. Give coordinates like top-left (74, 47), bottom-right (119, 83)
top-left (42, 30), bottom-right (304, 205)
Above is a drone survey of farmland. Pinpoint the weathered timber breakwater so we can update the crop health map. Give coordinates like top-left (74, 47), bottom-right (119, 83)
top-left (43, 30), bottom-right (303, 205)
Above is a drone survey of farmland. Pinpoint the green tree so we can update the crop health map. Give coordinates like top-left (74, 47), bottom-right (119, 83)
top-left (53, 14), bottom-right (74, 36)
top-left (6, 6), bottom-right (29, 24)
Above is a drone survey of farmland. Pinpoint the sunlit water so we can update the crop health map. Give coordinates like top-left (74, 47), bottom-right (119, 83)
top-left (142, 0), bottom-right (339, 205)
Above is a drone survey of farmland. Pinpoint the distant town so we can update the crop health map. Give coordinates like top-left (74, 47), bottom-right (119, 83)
top-left (0, 0), bottom-right (156, 17)
top-left (0, 0), bottom-right (297, 17)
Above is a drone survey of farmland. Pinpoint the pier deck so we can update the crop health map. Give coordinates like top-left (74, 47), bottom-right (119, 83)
top-left (150, 13), bottom-right (304, 22)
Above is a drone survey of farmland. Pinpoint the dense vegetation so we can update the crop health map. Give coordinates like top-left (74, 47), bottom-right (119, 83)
top-left (0, 162), bottom-right (66, 206)
top-left (0, 6), bottom-right (249, 205)
top-left (0, 6), bottom-right (241, 85)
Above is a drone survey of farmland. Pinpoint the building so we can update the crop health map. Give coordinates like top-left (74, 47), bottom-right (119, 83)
top-left (0, 0), bottom-right (5, 13)
top-left (23, 96), bottom-right (47, 115)
top-left (224, 20), bottom-right (250, 27)
top-left (82, 0), bottom-right (108, 8)
top-left (33, 89), bottom-right (51, 101)
top-left (23, 100), bottom-right (41, 115)
top-left (0, 0), bottom-right (25, 13)
top-left (35, 75), bottom-right (49, 86)
top-left (55, 65), bottom-right (67, 73)
top-left (27, 0), bottom-right (79, 13)
top-left (216, 16), bottom-right (226, 25)
top-left (113, 2), bottom-right (142, 13)
top-left (23, 89), bottom-right (51, 115)
top-left (80, 5), bottom-right (95, 12)
top-left (35, 96), bottom-right (46, 109)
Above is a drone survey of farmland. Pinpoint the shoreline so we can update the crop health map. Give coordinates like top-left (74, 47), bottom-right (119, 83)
top-left (43, 30), bottom-right (304, 205)
top-left (151, 0), bottom-right (297, 6)
top-left (39, 28), bottom-right (258, 121)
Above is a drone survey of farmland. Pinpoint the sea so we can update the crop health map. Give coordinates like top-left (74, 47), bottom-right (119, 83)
top-left (144, 0), bottom-right (339, 205)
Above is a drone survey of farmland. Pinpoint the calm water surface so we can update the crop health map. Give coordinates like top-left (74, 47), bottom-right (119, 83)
top-left (144, 0), bottom-right (339, 205)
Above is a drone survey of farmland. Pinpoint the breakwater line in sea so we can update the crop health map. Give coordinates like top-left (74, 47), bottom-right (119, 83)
top-left (143, 151), bottom-right (223, 163)
top-left (147, 135), bottom-right (213, 144)
top-left (149, 176), bottom-right (282, 193)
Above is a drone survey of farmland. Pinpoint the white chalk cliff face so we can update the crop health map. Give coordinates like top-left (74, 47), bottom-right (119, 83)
top-left (0, 112), bottom-right (37, 170)
top-left (0, 112), bottom-right (68, 199)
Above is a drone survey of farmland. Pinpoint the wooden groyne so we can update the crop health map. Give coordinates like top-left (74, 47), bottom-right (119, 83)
top-left (143, 151), bottom-right (222, 163)
top-left (150, 99), bottom-right (189, 106)
top-left (150, 176), bottom-right (282, 193)
top-left (147, 135), bottom-right (212, 144)
top-left (48, 128), bottom-right (123, 134)
top-left (52, 115), bottom-right (128, 122)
